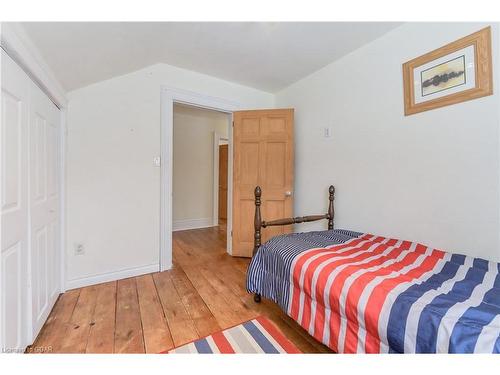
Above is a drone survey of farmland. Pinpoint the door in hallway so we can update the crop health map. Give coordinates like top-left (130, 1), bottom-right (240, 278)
top-left (218, 144), bottom-right (228, 223)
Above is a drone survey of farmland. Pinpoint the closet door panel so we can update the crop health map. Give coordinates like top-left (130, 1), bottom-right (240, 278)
top-left (29, 81), bottom-right (61, 338)
top-left (1, 50), bottom-right (30, 351)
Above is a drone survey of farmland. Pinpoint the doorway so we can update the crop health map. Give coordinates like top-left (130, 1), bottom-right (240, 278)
top-left (172, 103), bottom-right (231, 234)
top-left (160, 87), bottom-right (239, 271)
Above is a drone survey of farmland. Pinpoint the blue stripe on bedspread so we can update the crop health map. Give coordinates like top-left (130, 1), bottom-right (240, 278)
top-left (246, 229), bottom-right (362, 311)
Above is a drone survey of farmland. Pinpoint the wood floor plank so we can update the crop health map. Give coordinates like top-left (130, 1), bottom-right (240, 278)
top-left (30, 289), bottom-right (81, 353)
top-left (199, 265), bottom-right (256, 321)
top-left (114, 278), bottom-right (145, 353)
top-left (136, 274), bottom-right (174, 353)
top-left (59, 285), bottom-right (99, 353)
top-left (153, 271), bottom-right (199, 347)
top-left (86, 281), bottom-right (117, 353)
top-left (182, 264), bottom-right (243, 328)
top-left (169, 267), bottom-right (221, 337)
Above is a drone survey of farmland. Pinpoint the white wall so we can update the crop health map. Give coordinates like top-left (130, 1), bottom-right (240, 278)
top-left (173, 104), bottom-right (229, 229)
top-left (276, 23), bottom-right (500, 261)
top-left (66, 63), bottom-right (273, 287)
top-left (66, 23), bottom-right (500, 287)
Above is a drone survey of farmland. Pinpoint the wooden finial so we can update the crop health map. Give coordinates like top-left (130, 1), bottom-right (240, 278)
top-left (328, 185), bottom-right (335, 230)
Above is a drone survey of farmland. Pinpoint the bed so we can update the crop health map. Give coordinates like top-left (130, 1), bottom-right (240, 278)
top-left (246, 185), bottom-right (500, 353)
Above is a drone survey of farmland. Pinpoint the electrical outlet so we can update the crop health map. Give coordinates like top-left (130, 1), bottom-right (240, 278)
top-left (74, 243), bottom-right (85, 255)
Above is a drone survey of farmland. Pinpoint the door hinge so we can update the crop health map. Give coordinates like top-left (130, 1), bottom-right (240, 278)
top-left (232, 121), bottom-right (234, 127)
top-left (231, 230), bottom-right (233, 237)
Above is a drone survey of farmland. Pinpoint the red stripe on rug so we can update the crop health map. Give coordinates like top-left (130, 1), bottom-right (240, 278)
top-left (211, 331), bottom-right (235, 354)
top-left (256, 316), bottom-right (300, 354)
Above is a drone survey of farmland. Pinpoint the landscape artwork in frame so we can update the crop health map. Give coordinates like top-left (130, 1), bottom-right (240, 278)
top-left (403, 27), bottom-right (493, 115)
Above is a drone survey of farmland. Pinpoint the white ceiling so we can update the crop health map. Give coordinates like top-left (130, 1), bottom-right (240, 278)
top-left (21, 22), bottom-right (401, 93)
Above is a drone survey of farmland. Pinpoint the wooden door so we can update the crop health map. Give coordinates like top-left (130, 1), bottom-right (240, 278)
top-left (218, 144), bottom-right (228, 222)
top-left (232, 109), bottom-right (294, 257)
top-left (29, 79), bottom-right (61, 339)
top-left (1, 50), bottom-right (30, 351)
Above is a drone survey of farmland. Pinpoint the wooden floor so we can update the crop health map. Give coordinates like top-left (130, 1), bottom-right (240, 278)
top-left (30, 225), bottom-right (331, 353)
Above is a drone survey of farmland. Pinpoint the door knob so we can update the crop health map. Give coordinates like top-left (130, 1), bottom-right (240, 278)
top-left (285, 191), bottom-right (292, 197)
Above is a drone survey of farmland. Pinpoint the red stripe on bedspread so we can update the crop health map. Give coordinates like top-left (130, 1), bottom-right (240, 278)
top-left (363, 248), bottom-right (444, 353)
top-left (342, 246), bottom-right (426, 352)
top-left (288, 234), bottom-right (446, 353)
top-left (288, 235), bottom-right (373, 321)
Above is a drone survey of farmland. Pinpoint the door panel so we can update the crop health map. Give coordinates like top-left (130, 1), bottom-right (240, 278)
top-left (218, 144), bottom-right (228, 221)
top-left (33, 227), bottom-right (48, 321)
top-left (1, 50), bottom-right (30, 351)
top-left (33, 114), bottom-right (47, 201)
top-left (2, 93), bottom-right (22, 210)
top-left (239, 142), bottom-right (260, 185)
top-left (265, 142), bottom-right (286, 187)
top-left (29, 81), bottom-right (61, 338)
top-left (2, 242), bottom-right (23, 349)
top-left (47, 123), bottom-right (59, 198)
top-left (232, 109), bottom-right (294, 257)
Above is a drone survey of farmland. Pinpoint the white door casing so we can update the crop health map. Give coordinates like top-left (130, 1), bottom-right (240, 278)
top-left (1, 50), bottom-right (30, 352)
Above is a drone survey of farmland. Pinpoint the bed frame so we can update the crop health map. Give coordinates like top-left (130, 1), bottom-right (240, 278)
top-left (252, 185), bottom-right (335, 302)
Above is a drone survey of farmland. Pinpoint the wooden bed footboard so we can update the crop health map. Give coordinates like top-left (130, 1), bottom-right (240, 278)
top-left (253, 185), bottom-right (335, 256)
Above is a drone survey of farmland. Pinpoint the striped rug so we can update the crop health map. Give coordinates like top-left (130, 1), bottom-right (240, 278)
top-left (167, 316), bottom-right (300, 354)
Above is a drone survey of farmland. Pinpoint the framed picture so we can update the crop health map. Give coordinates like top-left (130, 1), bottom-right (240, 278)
top-left (403, 27), bottom-right (493, 116)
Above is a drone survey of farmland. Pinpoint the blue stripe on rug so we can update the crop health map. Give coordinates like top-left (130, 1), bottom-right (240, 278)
top-left (194, 338), bottom-right (213, 353)
top-left (242, 320), bottom-right (279, 353)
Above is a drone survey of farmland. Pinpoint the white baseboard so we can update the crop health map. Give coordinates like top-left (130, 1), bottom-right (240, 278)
top-left (65, 263), bottom-right (159, 290)
top-left (172, 217), bottom-right (216, 231)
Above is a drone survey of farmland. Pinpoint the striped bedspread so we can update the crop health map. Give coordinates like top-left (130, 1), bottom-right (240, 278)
top-left (246, 230), bottom-right (500, 353)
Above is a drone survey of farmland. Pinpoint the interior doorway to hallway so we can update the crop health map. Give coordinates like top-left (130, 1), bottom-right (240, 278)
top-left (172, 103), bottom-right (231, 247)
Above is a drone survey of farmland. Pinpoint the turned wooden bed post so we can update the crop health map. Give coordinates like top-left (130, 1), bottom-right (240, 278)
top-left (253, 186), bottom-right (262, 302)
top-left (328, 185), bottom-right (335, 230)
top-left (253, 186), bottom-right (262, 256)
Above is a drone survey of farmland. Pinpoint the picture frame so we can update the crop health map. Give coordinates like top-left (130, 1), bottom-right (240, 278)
top-left (403, 27), bottom-right (493, 116)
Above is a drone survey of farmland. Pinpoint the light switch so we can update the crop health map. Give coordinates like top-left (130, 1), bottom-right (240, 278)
top-left (153, 156), bottom-right (161, 167)
top-left (324, 127), bottom-right (332, 138)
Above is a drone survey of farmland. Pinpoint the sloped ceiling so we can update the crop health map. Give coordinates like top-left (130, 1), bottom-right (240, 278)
top-left (21, 22), bottom-right (402, 92)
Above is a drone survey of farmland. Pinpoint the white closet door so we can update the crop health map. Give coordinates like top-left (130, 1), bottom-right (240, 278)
top-left (29, 80), bottom-right (61, 339)
top-left (1, 50), bottom-right (62, 350)
top-left (1, 50), bottom-right (30, 351)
